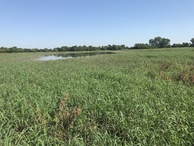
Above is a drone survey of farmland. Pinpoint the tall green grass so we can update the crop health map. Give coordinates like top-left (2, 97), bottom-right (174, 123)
top-left (1, 48), bottom-right (194, 145)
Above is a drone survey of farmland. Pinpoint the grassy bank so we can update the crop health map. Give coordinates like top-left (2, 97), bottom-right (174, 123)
top-left (1, 48), bottom-right (194, 145)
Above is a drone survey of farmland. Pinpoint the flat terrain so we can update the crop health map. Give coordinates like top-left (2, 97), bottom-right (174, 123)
top-left (1, 48), bottom-right (194, 145)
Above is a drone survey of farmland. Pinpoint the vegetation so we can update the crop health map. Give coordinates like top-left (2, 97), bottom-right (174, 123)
top-left (133, 37), bottom-right (193, 49)
top-left (133, 43), bottom-right (152, 49)
top-left (1, 48), bottom-right (194, 145)
top-left (0, 45), bottom-right (128, 53)
top-left (1, 37), bottom-right (194, 53)
top-left (191, 38), bottom-right (194, 47)
top-left (149, 37), bottom-right (170, 48)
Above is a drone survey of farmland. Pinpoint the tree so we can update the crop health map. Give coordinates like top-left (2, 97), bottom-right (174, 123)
top-left (0, 47), bottom-right (7, 53)
top-left (149, 36), bottom-right (170, 48)
top-left (133, 43), bottom-right (151, 49)
top-left (160, 38), bottom-right (170, 48)
top-left (149, 37), bottom-right (162, 48)
top-left (149, 39), bottom-right (155, 47)
top-left (43, 48), bottom-right (50, 52)
top-left (31, 48), bottom-right (38, 52)
top-left (172, 43), bottom-right (182, 48)
top-left (182, 42), bottom-right (190, 47)
top-left (191, 38), bottom-right (194, 47)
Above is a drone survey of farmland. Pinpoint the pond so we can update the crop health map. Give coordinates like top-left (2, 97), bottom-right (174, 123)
top-left (38, 52), bottom-right (114, 61)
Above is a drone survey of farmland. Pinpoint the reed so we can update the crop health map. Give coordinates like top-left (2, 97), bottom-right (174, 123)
top-left (1, 48), bottom-right (194, 145)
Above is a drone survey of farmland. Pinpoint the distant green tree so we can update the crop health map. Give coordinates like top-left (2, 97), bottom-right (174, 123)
top-left (182, 42), bottom-right (190, 47)
top-left (190, 38), bottom-right (194, 47)
top-left (23, 48), bottom-right (31, 52)
top-left (121, 45), bottom-right (126, 49)
top-left (8, 46), bottom-right (21, 53)
top-left (53, 48), bottom-right (59, 52)
top-left (133, 43), bottom-right (151, 49)
top-left (70, 46), bottom-right (77, 51)
top-left (60, 46), bottom-right (68, 51)
top-left (43, 48), bottom-right (49, 52)
top-left (0, 47), bottom-right (7, 53)
top-left (31, 48), bottom-right (38, 52)
top-left (149, 37), bottom-right (170, 48)
top-left (171, 43), bottom-right (182, 48)
top-left (160, 38), bottom-right (170, 48)
top-left (149, 38), bottom-right (157, 48)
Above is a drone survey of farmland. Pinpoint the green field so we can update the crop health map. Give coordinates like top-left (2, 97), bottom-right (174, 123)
top-left (1, 48), bottom-right (194, 145)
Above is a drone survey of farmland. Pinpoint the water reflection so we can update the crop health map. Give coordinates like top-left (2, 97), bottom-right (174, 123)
top-left (38, 52), bottom-right (114, 61)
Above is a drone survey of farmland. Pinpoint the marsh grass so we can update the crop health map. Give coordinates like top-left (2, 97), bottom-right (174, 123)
top-left (1, 48), bottom-right (194, 145)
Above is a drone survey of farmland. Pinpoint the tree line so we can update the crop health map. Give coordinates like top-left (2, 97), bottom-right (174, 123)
top-left (133, 37), bottom-right (194, 49)
top-left (0, 45), bottom-right (129, 53)
top-left (1, 37), bottom-right (194, 53)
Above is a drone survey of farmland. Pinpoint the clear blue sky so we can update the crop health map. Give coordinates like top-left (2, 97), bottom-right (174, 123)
top-left (0, 0), bottom-right (194, 49)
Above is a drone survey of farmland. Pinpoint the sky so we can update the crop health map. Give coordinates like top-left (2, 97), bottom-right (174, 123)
top-left (0, 0), bottom-right (194, 49)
